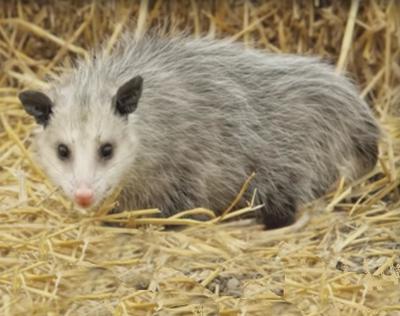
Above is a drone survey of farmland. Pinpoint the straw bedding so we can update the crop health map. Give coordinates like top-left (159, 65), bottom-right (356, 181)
top-left (0, 1), bottom-right (399, 315)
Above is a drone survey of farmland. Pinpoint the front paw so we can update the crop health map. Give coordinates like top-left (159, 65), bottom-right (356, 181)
top-left (102, 206), bottom-right (124, 227)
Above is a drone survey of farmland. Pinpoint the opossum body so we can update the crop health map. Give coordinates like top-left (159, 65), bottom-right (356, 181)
top-left (19, 35), bottom-right (380, 228)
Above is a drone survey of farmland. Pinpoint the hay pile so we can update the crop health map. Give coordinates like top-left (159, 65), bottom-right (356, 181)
top-left (1, 1), bottom-right (399, 315)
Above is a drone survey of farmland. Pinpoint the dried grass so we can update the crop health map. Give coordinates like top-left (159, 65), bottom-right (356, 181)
top-left (0, 1), bottom-right (399, 315)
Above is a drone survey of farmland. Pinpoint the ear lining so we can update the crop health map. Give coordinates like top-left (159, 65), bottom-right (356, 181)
top-left (18, 90), bottom-right (54, 126)
top-left (113, 75), bottom-right (143, 116)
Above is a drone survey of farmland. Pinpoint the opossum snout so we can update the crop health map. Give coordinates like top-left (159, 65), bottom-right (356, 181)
top-left (74, 184), bottom-right (94, 208)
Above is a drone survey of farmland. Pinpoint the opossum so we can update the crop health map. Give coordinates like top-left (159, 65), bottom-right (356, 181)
top-left (19, 35), bottom-right (380, 228)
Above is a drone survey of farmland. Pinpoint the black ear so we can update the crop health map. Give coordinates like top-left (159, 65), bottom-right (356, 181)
top-left (112, 75), bottom-right (143, 116)
top-left (18, 90), bottom-right (54, 126)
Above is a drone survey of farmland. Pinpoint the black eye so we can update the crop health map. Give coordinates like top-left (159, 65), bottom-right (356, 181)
top-left (99, 143), bottom-right (113, 160)
top-left (57, 144), bottom-right (70, 160)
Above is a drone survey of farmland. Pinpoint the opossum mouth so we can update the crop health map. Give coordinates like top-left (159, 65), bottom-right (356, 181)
top-left (64, 185), bottom-right (122, 215)
top-left (72, 199), bottom-right (97, 212)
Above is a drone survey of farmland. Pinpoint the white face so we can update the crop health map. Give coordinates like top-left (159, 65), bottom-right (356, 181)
top-left (21, 75), bottom-right (143, 209)
top-left (33, 109), bottom-right (138, 208)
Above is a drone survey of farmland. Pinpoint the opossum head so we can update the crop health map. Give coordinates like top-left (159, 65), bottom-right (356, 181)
top-left (19, 75), bottom-right (143, 209)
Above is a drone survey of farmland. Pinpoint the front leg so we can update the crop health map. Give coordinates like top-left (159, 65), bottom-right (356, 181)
top-left (101, 204), bottom-right (125, 227)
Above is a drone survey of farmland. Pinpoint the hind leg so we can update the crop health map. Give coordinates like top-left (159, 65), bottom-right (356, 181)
top-left (354, 137), bottom-right (379, 176)
top-left (351, 120), bottom-right (379, 176)
top-left (256, 193), bottom-right (297, 229)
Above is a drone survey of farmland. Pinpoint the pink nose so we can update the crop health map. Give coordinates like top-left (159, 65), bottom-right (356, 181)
top-left (74, 186), bottom-right (94, 208)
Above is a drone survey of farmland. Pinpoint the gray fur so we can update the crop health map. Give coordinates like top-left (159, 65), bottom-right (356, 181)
top-left (23, 35), bottom-right (380, 228)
